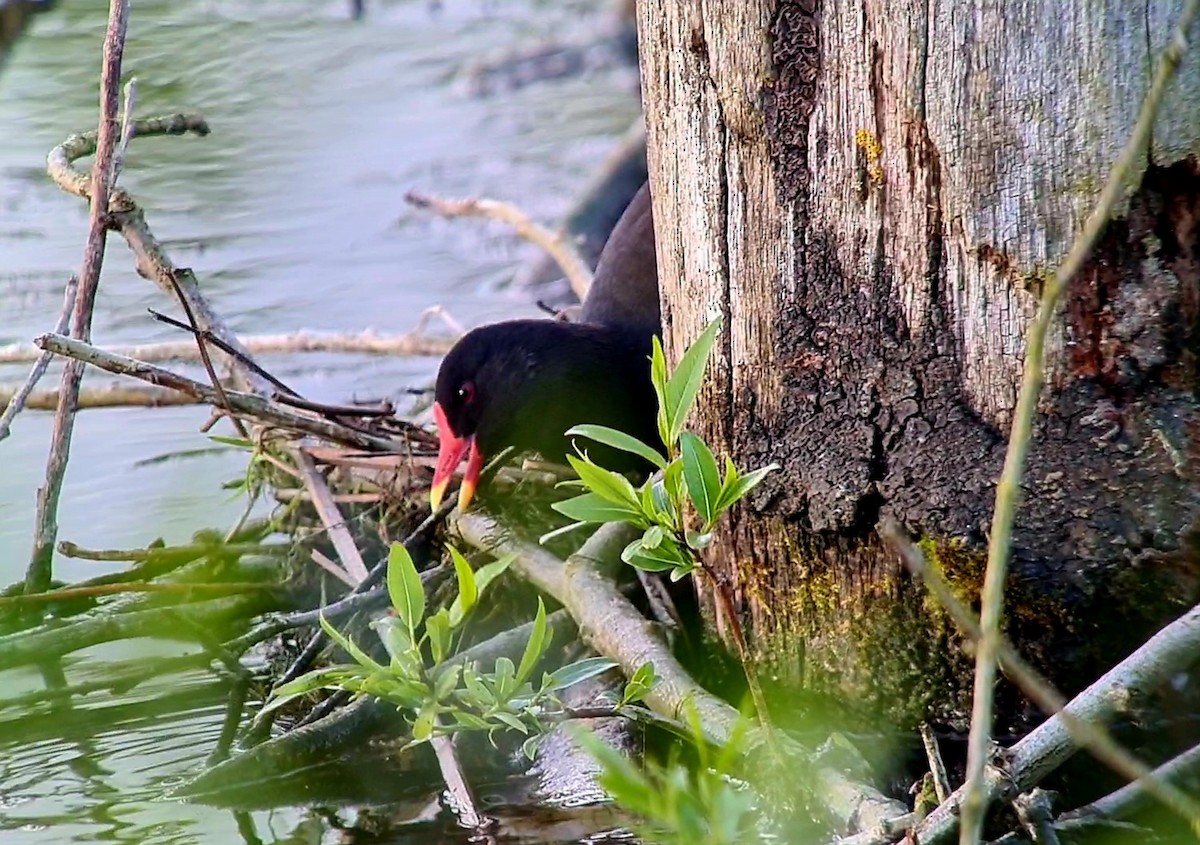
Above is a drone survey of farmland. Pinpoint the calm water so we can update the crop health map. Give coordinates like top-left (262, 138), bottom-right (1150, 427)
top-left (0, 1), bottom-right (638, 841)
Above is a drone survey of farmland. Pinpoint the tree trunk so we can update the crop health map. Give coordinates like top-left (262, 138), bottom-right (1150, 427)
top-left (635, 0), bottom-right (1200, 729)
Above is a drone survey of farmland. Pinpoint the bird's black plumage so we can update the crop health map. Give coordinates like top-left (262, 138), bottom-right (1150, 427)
top-left (431, 182), bottom-right (660, 503)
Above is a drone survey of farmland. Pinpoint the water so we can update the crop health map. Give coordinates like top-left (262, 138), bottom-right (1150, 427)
top-left (0, 1), bottom-right (639, 841)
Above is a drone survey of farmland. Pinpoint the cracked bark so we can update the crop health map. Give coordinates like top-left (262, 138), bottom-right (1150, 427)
top-left (636, 0), bottom-right (1200, 730)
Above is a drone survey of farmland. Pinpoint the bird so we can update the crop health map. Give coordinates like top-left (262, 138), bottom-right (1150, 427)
top-left (430, 182), bottom-right (660, 511)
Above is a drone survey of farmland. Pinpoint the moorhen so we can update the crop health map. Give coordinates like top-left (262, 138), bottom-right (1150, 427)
top-left (430, 182), bottom-right (660, 510)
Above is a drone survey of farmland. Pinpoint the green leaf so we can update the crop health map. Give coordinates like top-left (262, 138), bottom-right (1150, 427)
top-left (566, 424), bottom-right (668, 470)
top-left (433, 664), bottom-right (462, 701)
top-left (551, 491), bottom-right (647, 526)
top-left (319, 614), bottom-right (384, 673)
top-left (426, 608), bottom-right (452, 664)
top-left (474, 554), bottom-right (514, 599)
top-left (680, 433), bottom-right (722, 526)
top-left (642, 525), bottom-right (664, 549)
top-left (493, 657), bottom-right (517, 702)
top-left (492, 711), bottom-right (529, 735)
top-left (651, 337), bottom-right (671, 449)
top-left (447, 545), bottom-right (477, 627)
top-left (516, 598), bottom-right (548, 687)
top-left (684, 529), bottom-right (713, 550)
top-left (208, 435), bottom-right (254, 450)
top-left (387, 543), bottom-right (425, 640)
top-left (462, 665), bottom-right (495, 706)
top-left (542, 656), bottom-right (620, 693)
top-left (449, 709), bottom-right (491, 730)
top-left (665, 318), bottom-right (722, 443)
top-left (630, 661), bottom-right (657, 689)
top-left (266, 666), bottom-right (359, 712)
top-left (714, 462), bottom-right (781, 514)
top-left (521, 735), bottom-right (543, 760)
top-left (566, 455), bottom-right (640, 510)
top-left (621, 538), bottom-right (678, 572)
top-left (372, 616), bottom-right (421, 677)
top-left (412, 705), bottom-right (436, 742)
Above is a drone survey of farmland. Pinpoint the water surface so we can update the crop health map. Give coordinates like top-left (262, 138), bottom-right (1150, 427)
top-left (0, 1), bottom-right (638, 841)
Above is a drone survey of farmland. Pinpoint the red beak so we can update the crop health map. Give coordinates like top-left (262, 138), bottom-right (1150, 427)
top-left (430, 401), bottom-right (486, 511)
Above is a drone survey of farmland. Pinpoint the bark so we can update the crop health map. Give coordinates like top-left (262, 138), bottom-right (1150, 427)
top-left (636, 1), bottom-right (1200, 727)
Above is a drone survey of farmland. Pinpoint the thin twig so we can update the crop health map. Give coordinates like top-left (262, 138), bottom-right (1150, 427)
top-left (147, 309), bottom-right (299, 397)
top-left (0, 580), bottom-right (271, 607)
top-left (34, 333), bottom-right (405, 453)
top-left (27, 0), bottom-right (130, 595)
top-left (963, 3), bottom-right (1200, 840)
top-left (163, 276), bottom-right (249, 439)
top-left (406, 189), bottom-right (594, 301)
top-left (309, 549), bottom-right (358, 588)
top-left (0, 330), bottom-right (456, 366)
top-left (0, 276), bottom-right (78, 442)
top-left (272, 393), bottom-right (394, 418)
top-left (294, 449), bottom-right (371, 583)
top-left (0, 383), bottom-right (201, 410)
top-left (111, 76), bottom-right (136, 182)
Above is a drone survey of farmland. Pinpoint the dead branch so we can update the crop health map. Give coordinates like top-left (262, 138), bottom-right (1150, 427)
top-left (35, 333), bottom-right (405, 453)
top-left (898, 600), bottom-right (1200, 844)
top-left (0, 383), bottom-right (201, 410)
top-left (452, 513), bottom-right (910, 834)
top-left (28, 0), bottom-right (130, 595)
top-left (294, 449), bottom-right (370, 583)
top-left (406, 189), bottom-right (594, 301)
top-left (0, 330), bottom-right (456, 367)
top-left (880, 519), bottom-right (1200, 840)
top-left (0, 276), bottom-right (77, 442)
top-left (45, 113), bottom-right (274, 397)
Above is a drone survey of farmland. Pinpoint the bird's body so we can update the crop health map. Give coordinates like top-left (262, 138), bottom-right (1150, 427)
top-left (431, 183), bottom-right (660, 510)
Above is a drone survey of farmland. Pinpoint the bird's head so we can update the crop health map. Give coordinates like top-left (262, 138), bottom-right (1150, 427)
top-left (429, 321), bottom-right (547, 511)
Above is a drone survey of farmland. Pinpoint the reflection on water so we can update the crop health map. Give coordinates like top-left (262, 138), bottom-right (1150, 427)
top-left (0, 0), bottom-right (638, 841)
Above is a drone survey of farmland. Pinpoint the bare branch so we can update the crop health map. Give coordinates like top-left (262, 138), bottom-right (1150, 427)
top-left (881, 521), bottom-right (1200, 843)
top-left (34, 333), bottom-right (405, 453)
top-left (0, 276), bottom-right (78, 441)
top-left (28, 0), bottom-right (130, 594)
top-left (406, 189), bottom-right (594, 301)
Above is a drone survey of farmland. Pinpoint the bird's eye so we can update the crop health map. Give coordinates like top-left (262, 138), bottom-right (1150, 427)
top-left (458, 382), bottom-right (476, 404)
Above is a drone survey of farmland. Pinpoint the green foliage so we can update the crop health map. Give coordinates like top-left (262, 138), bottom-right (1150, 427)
top-left (265, 542), bottom-right (618, 752)
top-left (573, 705), bottom-right (761, 845)
top-left (550, 318), bottom-right (779, 580)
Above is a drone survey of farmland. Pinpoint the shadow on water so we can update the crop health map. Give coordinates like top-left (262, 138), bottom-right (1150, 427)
top-left (0, 0), bottom-right (639, 842)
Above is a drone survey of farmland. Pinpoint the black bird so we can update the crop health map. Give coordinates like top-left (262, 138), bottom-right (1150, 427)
top-left (430, 183), bottom-right (660, 510)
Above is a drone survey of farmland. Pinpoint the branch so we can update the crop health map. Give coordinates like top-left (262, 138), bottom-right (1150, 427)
top-left (885, 524), bottom-right (1200, 844)
top-left (0, 276), bottom-right (77, 441)
top-left (0, 383), bottom-right (201, 410)
top-left (964, 1), bottom-right (1200, 839)
top-left (406, 189), bottom-right (594, 301)
top-left (45, 112), bottom-right (275, 397)
top-left (27, 0), bottom-right (129, 595)
top-left (452, 513), bottom-right (910, 833)
top-left (34, 333), bottom-right (405, 453)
